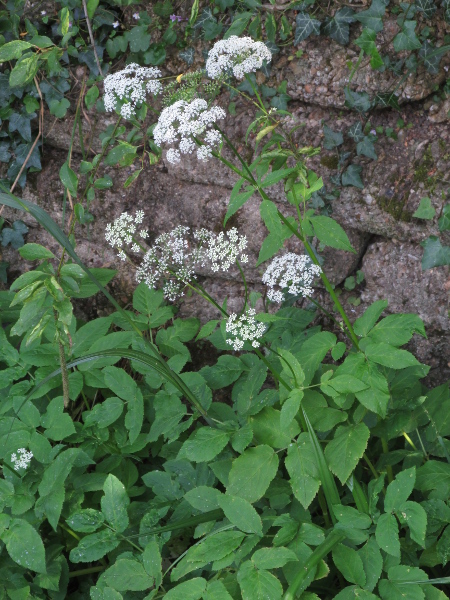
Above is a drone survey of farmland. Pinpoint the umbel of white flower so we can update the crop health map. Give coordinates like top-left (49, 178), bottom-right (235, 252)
top-left (262, 253), bottom-right (323, 303)
top-left (153, 98), bottom-right (225, 164)
top-left (206, 35), bottom-right (272, 80)
top-left (204, 227), bottom-right (248, 272)
top-left (11, 448), bottom-right (33, 470)
top-left (103, 63), bottom-right (162, 119)
top-left (105, 211), bottom-right (148, 261)
top-left (226, 308), bottom-right (266, 351)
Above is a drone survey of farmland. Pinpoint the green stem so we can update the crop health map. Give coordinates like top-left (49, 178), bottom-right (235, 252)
top-left (69, 566), bottom-right (105, 578)
top-left (236, 259), bottom-right (249, 312)
top-left (351, 478), bottom-right (369, 515)
top-left (58, 341), bottom-right (70, 409)
top-left (363, 453), bottom-right (379, 480)
top-left (282, 530), bottom-right (346, 600)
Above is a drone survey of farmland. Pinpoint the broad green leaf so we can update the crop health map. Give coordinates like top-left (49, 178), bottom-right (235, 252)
top-left (438, 204), bottom-right (450, 232)
top-left (188, 531), bottom-right (245, 564)
top-left (379, 565), bottom-right (427, 600)
top-left (367, 314), bottom-right (426, 346)
top-left (375, 513), bottom-right (400, 557)
top-left (294, 12), bottom-right (321, 43)
top-left (225, 179), bottom-right (254, 225)
top-left (280, 390), bottom-right (303, 429)
top-left (398, 501), bottom-right (427, 546)
top-left (72, 316), bottom-right (112, 356)
top-left (309, 216), bottom-right (355, 253)
top-left (184, 486), bottom-right (222, 512)
top-left (334, 505), bottom-right (372, 530)
top-left (183, 428), bottom-right (230, 463)
top-left (413, 197), bottom-right (436, 220)
top-left (165, 578), bottom-right (207, 600)
top-left (393, 21), bottom-right (421, 51)
top-left (250, 406), bottom-right (300, 448)
top-left (261, 168), bottom-right (297, 189)
top-left (83, 397), bottom-right (123, 429)
top-left (143, 540), bottom-right (162, 585)
top-left (357, 136), bottom-right (378, 159)
top-left (59, 162), bottom-right (78, 196)
top-left (354, 360), bottom-right (390, 418)
top-left (334, 588), bottom-right (379, 599)
top-left (0, 40), bottom-right (33, 61)
top-left (416, 0), bottom-right (437, 17)
top-left (148, 392), bottom-right (187, 443)
top-left (437, 525), bottom-right (450, 565)
top-left (420, 236), bottom-right (450, 270)
top-left (384, 467), bottom-right (415, 513)
top-left (323, 7), bottom-right (355, 44)
top-left (355, 28), bottom-right (383, 69)
top-left (325, 423), bottom-right (370, 484)
top-left (353, 300), bottom-right (388, 337)
top-left (103, 366), bottom-right (143, 443)
top-left (358, 537), bottom-right (383, 592)
top-left (2, 518), bottom-right (46, 573)
top-left (332, 543), bottom-right (366, 586)
top-left (38, 448), bottom-right (80, 497)
top-left (237, 561), bottom-right (283, 600)
top-left (342, 164), bottom-right (364, 188)
top-left (67, 509), bottom-right (105, 533)
top-left (200, 355), bottom-right (243, 389)
top-left (285, 433), bottom-right (320, 509)
top-left (323, 124), bottom-right (344, 149)
top-left (355, 0), bottom-right (386, 32)
top-left (296, 331), bottom-right (337, 385)
top-left (363, 342), bottom-right (420, 369)
top-left (227, 445), bottom-right (279, 503)
top-left (101, 474), bottom-right (130, 533)
top-left (18, 243), bottom-right (55, 261)
top-left (260, 199), bottom-right (282, 235)
top-left (218, 494), bottom-right (262, 535)
top-left (252, 546), bottom-right (297, 570)
top-left (322, 374), bottom-right (369, 396)
top-left (224, 12), bottom-right (253, 38)
top-left (204, 580), bottom-right (234, 600)
top-left (416, 461), bottom-right (450, 496)
top-left (132, 283), bottom-right (164, 315)
top-left (69, 529), bottom-right (120, 563)
top-left (104, 558), bottom-right (153, 591)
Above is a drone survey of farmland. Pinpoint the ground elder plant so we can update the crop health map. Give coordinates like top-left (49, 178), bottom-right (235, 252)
top-left (0, 31), bottom-right (450, 600)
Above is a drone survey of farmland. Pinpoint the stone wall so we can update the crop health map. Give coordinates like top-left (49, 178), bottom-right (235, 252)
top-left (1, 28), bottom-right (449, 384)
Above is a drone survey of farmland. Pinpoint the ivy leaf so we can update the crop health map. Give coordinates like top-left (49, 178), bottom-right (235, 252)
top-left (325, 423), bottom-right (370, 484)
top-left (413, 197), bottom-right (435, 219)
top-left (438, 204), bottom-right (450, 231)
top-left (420, 236), bottom-right (450, 270)
top-left (415, 0), bottom-right (437, 17)
top-left (393, 21), bottom-right (421, 51)
top-left (419, 40), bottom-right (445, 75)
top-left (342, 164), bottom-right (364, 189)
top-left (345, 88), bottom-right (373, 112)
top-left (323, 8), bottom-right (355, 45)
top-left (179, 47), bottom-right (195, 65)
top-left (0, 220), bottom-right (28, 249)
top-left (294, 12), bottom-right (321, 43)
top-left (375, 92), bottom-right (401, 110)
top-left (357, 136), bottom-right (377, 160)
top-left (355, 28), bottom-right (383, 69)
top-left (9, 112), bottom-right (33, 142)
top-left (347, 122), bottom-right (364, 142)
top-left (375, 513), bottom-right (400, 557)
top-left (355, 0), bottom-right (387, 32)
top-left (323, 124), bottom-right (343, 149)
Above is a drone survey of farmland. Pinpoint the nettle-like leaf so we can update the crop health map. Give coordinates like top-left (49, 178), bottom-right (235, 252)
top-left (324, 422), bottom-right (370, 484)
top-left (323, 8), bottom-right (355, 45)
top-left (294, 12), bottom-right (321, 44)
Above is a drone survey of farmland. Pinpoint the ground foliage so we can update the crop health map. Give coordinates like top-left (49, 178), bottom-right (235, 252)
top-left (0, 0), bottom-right (449, 598)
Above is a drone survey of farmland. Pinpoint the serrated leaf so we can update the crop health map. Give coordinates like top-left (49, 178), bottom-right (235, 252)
top-left (3, 518), bottom-right (46, 573)
top-left (101, 474), bottom-right (130, 533)
top-left (104, 558), bottom-right (153, 591)
top-left (19, 243), bottom-right (55, 261)
top-left (376, 513), bottom-right (400, 557)
top-left (285, 433), bottom-right (320, 508)
top-left (309, 216), bottom-right (356, 252)
top-left (367, 313), bottom-right (426, 346)
top-left (183, 428), bottom-right (230, 462)
top-left (69, 529), bottom-right (120, 563)
top-left (225, 188), bottom-right (254, 225)
top-left (333, 543), bottom-right (366, 586)
top-left (363, 341), bottom-right (420, 369)
top-left (227, 445), bottom-right (278, 503)
top-left (398, 500), bottom-right (427, 546)
top-left (67, 509), bottom-right (105, 533)
top-left (218, 494), bottom-right (262, 535)
top-left (379, 565), bottom-right (427, 600)
top-left (353, 299), bottom-right (387, 336)
top-left (294, 12), bottom-right (321, 43)
top-left (252, 547), bottom-right (297, 569)
top-left (325, 422), bottom-right (370, 484)
top-left (358, 537), bottom-right (383, 592)
top-left (237, 561), bottom-right (283, 600)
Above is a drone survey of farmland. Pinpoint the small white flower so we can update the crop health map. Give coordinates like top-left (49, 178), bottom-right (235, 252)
top-left (225, 308), bottom-right (266, 351)
top-left (103, 63), bottom-right (162, 119)
top-left (11, 448), bottom-right (33, 470)
top-left (133, 12), bottom-right (140, 19)
top-left (204, 227), bottom-right (248, 272)
top-left (206, 36), bottom-right (272, 80)
top-left (153, 98), bottom-right (225, 164)
top-left (105, 212), bottom-right (147, 260)
top-left (41, 10), bottom-right (47, 15)
top-left (262, 253), bottom-right (322, 303)
top-left (112, 21), bottom-right (119, 28)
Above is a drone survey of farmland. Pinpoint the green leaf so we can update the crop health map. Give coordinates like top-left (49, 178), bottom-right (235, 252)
top-left (251, 406), bottom-right (300, 448)
top-left (323, 8), bottom-right (355, 44)
top-left (2, 518), bottom-right (46, 573)
top-left (184, 486), bottom-right (222, 512)
top-left (353, 299), bottom-right (387, 336)
top-left (345, 89), bottom-right (372, 113)
top-left (296, 331), bottom-right (337, 385)
top-left (413, 197), bottom-right (436, 219)
top-left (438, 204), bottom-right (450, 232)
top-left (358, 537), bottom-right (383, 592)
top-left (71, 268), bottom-right (117, 299)
top-left (357, 136), bottom-right (377, 160)
top-left (103, 366), bottom-right (143, 443)
top-left (0, 40), bottom-right (33, 61)
top-left (104, 558), bottom-right (153, 591)
top-left (101, 474), bottom-right (130, 533)
top-left (355, 28), bottom-right (383, 69)
top-left (308, 216), bottom-right (355, 252)
top-left (280, 390), bottom-right (303, 429)
top-left (342, 164), bottom-right (364, 189)
top-left (182, 531), bottom-right (245, 566)
top-left (67, 509), bottom-right (105, 533)
top-left (165, 578), bottom-right (207, 600)
top-left (224, 12), bottom-right (253, 38)
top-left (183, 428), bottom-right (230, 463)
top-left (260, 199), bottom-right (282, 235)
top-left (38, 448), bottom-right (80, 497)
top-left (437, 525), bottom-right (450, 565)
top-left (367, 314), bottom-right (426, 346)
top-left (355, 0), bottom-right (386, 32)
top-left (332, 543), bottom-right (366, 586)
top-left (200, 355), bottom-right (243, 389)
top-left (420, 236), bottom-right (450, 270)
top-left (252, 547), bottom-right (297, 569)
top-left (323, 124), bottom-right (344, 149)
top-left (237, 561), bottom-right (283, 600)
top-left (334, 588), bottom-right (379, 600)
top-left (127, 25), bottom-right (151, 53)
top-left (204, 580), bottom-right (234, 600)
top-left (294, 12), bottom-right (321, 43)
top-left (415, 0), bottom-right (437, 17)
top-left (379, 565), bottom-right (427, 600)
top-left (375, 513), bottom-right (400, 557)
top-left (227, 445), bottom-right (279, 503)
top-left (30, 35), bottom-right (54, 49)
top-left (363, 342), bottom-right (420, 369)
top-left (143, 539), bottom-right (162, 585)
top-left (218, 494), bottom-right (262, 535)
top-left (9, 53), bottom-right (39, 87)
top-left (285, 433), bottom-right (320, 509)
top-left (325, 423), bottom-right (370, 484)
top-left (393, 21), bottom-right (421, 51)
top-left (69, 529), bottom-right (120, 563)
top-left (83, 397), bottom-right (124, 428)
top-left (334, 505), bottom-right (372, 529)
top-left (398, 501), bottom-right (427, 546)
top-left (384, 467), bottom-right (415, 513)
top-left (18, 243), bottom-right (55, 261)
top-left (225, 184), bottom-right (254, 225)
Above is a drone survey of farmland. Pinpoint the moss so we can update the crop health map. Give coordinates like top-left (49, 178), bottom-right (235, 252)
top-left (376, 194), bottom-right (413, 223)
top-left (320, 154), bottom-right (339, 169)
top-left (413, 144), bottom-right (440, 192)
top-left (439, 138), bottom-right (446, 153)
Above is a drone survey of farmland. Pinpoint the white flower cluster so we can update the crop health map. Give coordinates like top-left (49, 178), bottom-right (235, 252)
top-left (153, 98), bottom-right (225, 164)
top-left (136, 226), bottom-right (207, 301)
top-left (262, 253), bottom-right (322, 303)
top-left (226, 308), bottom-right (266, 351)
top-left (204, 227), bottom-right (248, 272)
top-left (11, 448), bottom-right (33, 471)
top-left (206, 36), bottom-right (272, 80)
top-left (105, 211), bottom-right (148, 260)
top-left (103, 63), bottom-right (162, 119)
